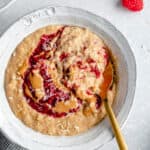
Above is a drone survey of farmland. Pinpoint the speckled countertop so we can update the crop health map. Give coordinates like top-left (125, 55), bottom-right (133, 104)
top-left (0, 0), bottom-right (150, 149)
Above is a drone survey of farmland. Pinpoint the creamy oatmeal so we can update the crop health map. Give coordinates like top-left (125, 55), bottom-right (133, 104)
top-left (5, 25), bottom-right (117, 136)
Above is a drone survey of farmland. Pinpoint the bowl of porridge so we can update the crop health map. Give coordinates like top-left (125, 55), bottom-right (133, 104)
top-left (0, 6), bottom-right (136, 150)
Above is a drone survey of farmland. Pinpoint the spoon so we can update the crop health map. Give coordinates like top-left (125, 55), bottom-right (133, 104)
top-left (100, 61), bottom-right (128, 150)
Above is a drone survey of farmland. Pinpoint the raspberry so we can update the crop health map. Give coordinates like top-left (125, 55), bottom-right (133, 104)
top-left (122, 0), bottom-right (143, 11)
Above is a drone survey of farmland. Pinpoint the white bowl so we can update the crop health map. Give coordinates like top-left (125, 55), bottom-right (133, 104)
top-left (0, 6), bottom-right (136, 150)
top-left (0, 0), bottom-right (15, 12)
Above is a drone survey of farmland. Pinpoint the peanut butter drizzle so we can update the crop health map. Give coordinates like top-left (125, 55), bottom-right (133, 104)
top-left (17, 60), bottom-right (28, 76)
top-left (53, 99), bottom-right (77, 113)
top-left (29, 70), bottom-right (45, 100)
top-left (83, 106), bottom-right (93, 116)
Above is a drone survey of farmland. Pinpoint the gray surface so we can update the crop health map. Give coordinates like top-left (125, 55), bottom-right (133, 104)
top-left (0, 0), bottom-right (150, 150)
top-left (0, 133), bottom-right (24, 150)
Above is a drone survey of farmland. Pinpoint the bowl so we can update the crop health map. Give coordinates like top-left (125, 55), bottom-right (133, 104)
top-left (0, 6), bottom-right (136, 150)
top-left (0, 0), bottom-right (15, 12)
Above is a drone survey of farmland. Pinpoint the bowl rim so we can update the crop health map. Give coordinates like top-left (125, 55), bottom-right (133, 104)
top-left (0, 5), bottom-right (137, 150)
top-left (0, 0), bottom-right (16, 13)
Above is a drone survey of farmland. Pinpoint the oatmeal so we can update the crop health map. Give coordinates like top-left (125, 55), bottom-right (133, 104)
top-left (5, 25), bottom-right (117, 135)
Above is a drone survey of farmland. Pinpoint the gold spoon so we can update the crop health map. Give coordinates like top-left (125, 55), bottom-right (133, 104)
top-left (100, 62), bottom-right (128, 150)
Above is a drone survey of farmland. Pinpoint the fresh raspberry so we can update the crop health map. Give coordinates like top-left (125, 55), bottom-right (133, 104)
top-left (122, 0), bottom-right (143, 11)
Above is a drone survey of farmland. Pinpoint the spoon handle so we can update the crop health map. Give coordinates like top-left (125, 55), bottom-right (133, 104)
top-left (104, 99), bottom-right (128, 150)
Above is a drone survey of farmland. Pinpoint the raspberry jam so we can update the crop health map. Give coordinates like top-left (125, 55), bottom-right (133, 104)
top-left (90, 65), bottom-right (101, 78)
top-left (22, 27), bottom-right (81, 118)
top-left (59, 52), bottom-right (69, 61)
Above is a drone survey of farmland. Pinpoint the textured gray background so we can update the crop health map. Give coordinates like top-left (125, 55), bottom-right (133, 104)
top-left (0, 0), bottom-right (150, 150)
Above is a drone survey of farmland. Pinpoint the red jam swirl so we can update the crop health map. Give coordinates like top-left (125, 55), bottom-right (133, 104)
top-left (59, 52), bottom-right (69, 61)
top-left (22, 26), bottom-right (81, 118)
top-left (90, 65), bottom-right (101, 78)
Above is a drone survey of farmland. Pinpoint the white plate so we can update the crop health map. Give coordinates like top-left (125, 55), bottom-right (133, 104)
top-left (0, 6), bottom-right (136, 150)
